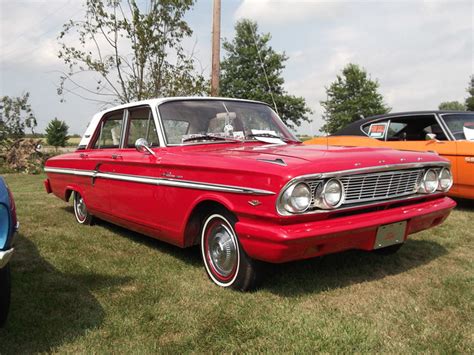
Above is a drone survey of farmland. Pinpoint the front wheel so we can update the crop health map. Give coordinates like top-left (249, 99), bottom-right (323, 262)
top-left (73, 191), bottom-right (93, 225)
top-left (201, 211), bottom-right (261, 291)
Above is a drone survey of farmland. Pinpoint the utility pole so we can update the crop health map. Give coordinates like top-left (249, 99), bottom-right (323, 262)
top-left (210, 0), bottom-right (221, 96)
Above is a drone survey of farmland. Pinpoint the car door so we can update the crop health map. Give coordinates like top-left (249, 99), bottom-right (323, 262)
top-left (454, 140), bottom-right (474, 198)
top-left (106, 105), bottom-right (164, 231)
top-left (84, 109), bottom-right (126, 215)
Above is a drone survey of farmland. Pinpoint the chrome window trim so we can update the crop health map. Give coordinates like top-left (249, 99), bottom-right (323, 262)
top-left (152, 105), bottom-right (167, 147)
top-left (119, 109), bottom-right (130, 149)
top-left (44, 167), bottom-right (275, 196)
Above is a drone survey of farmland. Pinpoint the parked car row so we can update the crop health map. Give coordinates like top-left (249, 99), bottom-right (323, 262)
top-left (44, 97), bottom-right (457, 291)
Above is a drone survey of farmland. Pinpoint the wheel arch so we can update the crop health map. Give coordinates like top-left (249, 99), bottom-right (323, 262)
top-left (183, 198), bottom-right (237, 248)
top-left (64, 185), bottom-right (86, 203)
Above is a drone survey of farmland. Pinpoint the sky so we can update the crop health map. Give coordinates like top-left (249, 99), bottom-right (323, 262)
top-left (0, 0), bottom-right (473, 136)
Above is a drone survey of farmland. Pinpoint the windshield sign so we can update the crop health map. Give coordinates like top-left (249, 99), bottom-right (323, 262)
top-left (158, 100), bottom-right (297, 145)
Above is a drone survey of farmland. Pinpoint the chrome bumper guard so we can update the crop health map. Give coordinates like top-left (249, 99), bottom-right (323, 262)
top-left (0, 248), bottom-right (14, 269)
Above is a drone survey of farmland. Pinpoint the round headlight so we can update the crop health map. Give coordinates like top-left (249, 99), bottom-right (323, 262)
top-left (316, 178), bottom-right (345, 209)
top-left (280, 182), bottom-right (312, 213)
top-left (438, 168), bottom-right (453, 191)
top-left (420, 169), bottom-right (439, 193)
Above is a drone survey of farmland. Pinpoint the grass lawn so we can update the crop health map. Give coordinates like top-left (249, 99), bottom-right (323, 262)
top-left (1, 174), bottom-right (472, 353)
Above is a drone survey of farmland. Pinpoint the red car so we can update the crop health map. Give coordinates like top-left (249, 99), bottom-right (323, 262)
top-left (44, 98), bottom-right (456, 290)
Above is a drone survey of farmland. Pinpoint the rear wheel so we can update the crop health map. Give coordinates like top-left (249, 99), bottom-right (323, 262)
top-left (73, 192), bottom-right (93, 225)
top-left (201, 211), bottom-right (261, 291)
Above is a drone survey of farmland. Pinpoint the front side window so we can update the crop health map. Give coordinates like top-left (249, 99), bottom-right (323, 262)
top-left (158, 100), bottom-right (297, 145)
top-left (441, 113), bottom-right (474, 140)
top-left (126, 107), bottom-right (159, 147)
top-left (93, 111), bottom-right (124, 149)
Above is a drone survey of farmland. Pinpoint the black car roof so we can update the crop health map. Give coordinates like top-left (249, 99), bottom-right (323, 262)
top-left (334, 110), bottom-right (472, 136)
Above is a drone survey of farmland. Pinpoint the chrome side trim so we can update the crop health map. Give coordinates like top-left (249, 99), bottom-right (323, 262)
top-left (44, 167), bottom-right (275, 196)
top-left (44, 167), bottom-right (95, 177)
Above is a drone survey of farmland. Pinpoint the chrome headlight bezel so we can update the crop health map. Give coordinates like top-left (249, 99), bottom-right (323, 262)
top-left (277, 182), bottom-right (312, 214)
top-left (437, 167), bottom-right (453, 192)
top-left (314, 178), bottom-right (345, 209)
top-left (418, 168), bottom-right (439, 194)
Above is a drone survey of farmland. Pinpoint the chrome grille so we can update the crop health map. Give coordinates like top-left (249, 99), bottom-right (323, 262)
top-left (340, 169), bottom-right (424, 204)
top-left (307, 180), bottom-right (322, 207)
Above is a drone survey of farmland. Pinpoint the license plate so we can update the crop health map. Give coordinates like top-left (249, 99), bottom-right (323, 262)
top-left (374, 221), bottom-right (407, 249)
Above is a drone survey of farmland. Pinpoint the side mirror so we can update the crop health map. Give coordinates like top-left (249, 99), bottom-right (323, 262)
top-left (135, 138), bottom-right (156, 156)
top-left (425, 133), bottom-right (437, 141)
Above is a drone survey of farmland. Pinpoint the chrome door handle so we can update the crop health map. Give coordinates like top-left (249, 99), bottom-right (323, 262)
top-left (111, 154), bottom-right (122, 160)
top-left (79, 153), bottom-right (88, 158)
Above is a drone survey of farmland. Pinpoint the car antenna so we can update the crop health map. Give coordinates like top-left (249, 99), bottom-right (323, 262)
top-left (249, 23), bottom-right (279, 116)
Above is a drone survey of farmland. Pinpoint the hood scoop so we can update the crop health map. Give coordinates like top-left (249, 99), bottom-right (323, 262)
top-left (257, 158), bottom-right (287, 166)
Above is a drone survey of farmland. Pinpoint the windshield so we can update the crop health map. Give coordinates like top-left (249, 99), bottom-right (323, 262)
top-left (158, 100), bottom-right (298, 145)
top-left (441, 113), bottom-right (474, 141)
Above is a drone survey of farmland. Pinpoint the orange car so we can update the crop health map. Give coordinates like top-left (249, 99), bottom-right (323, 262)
top-left (305, 111), bottom-right (474, 199)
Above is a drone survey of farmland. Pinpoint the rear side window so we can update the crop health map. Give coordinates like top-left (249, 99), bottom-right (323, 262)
top-left (387, 122), bottom-right (407, 140)
top-left (126, 107), bottom-right (159, 148)
top-left (93, 111), bottom-right (124, 149)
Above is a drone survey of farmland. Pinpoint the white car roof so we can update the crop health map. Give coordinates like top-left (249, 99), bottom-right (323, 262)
top-left (78, 96), bottom-right (267, 148)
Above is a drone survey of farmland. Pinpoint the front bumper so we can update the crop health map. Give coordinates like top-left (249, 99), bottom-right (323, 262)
top-left (236, 196), bottom-right (456, 263)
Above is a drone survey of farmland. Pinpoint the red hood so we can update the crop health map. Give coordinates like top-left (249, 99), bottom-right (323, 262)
top-left (168, 142), bottom-right (446, 177)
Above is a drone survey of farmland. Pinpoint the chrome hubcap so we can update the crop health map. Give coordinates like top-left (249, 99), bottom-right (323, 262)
top-left (208, 224), bottom-right (237, 277)
top-left (76, 195), bottom-right (87, 220)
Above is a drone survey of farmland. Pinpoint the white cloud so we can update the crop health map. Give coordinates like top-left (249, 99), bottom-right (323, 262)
top-left (234, 0), bottom-right (342, 25)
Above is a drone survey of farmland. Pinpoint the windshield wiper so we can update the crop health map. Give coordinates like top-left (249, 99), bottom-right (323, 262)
top-left (246, 133), bottom-right (291, 142)
top-left (182, 134), bottom-right (239, 143)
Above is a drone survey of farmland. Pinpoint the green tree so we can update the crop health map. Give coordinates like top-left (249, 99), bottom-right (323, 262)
top-left (45, 118), bottom-right (69, 150)
top-left (220, 19), bottom-right (311, 128)
top-left (438, 101), bottom-right (466, 111)
top-left (321, 63), bottom-right (390, 134)
top-left (465, 75), bottom-right (474, 111)
top-left (0, 93), bottom-right (37, 149)
top-left (57, 0), bottom-right (206, 105)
